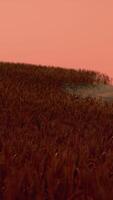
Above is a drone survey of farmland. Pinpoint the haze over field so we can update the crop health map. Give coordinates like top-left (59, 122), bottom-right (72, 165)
top-left (0, 0), bottom-right (113, 77)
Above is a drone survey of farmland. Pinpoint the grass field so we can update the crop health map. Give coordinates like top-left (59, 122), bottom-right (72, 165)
top-left (0, 62), bottom-right (113, 200)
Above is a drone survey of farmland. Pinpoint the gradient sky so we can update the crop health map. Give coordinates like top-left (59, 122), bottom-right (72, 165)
top-left (0, 0), bottom-right (113, 78)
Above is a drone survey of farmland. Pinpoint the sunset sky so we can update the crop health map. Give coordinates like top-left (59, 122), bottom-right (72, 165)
top-left (0, 0), bottom-right (113, 78)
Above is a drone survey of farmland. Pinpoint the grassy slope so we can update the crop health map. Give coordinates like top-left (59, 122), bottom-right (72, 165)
top-left (0, 62), bottom-right (113, 199)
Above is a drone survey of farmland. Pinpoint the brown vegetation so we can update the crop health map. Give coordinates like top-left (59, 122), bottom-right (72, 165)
top-left (0, 62), bottom-right (113, 199)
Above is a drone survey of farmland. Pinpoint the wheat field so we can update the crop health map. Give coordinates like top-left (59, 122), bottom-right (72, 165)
top-left (0, 62), bottom-right (113, 200)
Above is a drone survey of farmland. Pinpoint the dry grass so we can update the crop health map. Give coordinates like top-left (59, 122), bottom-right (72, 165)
top-left (0, 62), bottom-right (113, 200)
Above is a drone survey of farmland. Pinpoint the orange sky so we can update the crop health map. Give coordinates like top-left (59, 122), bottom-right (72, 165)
top-left (0, 0), bottom-right (113, 78)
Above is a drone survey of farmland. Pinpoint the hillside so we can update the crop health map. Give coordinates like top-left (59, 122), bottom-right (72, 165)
top-left (0, 62), bottom-right (113, 200)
